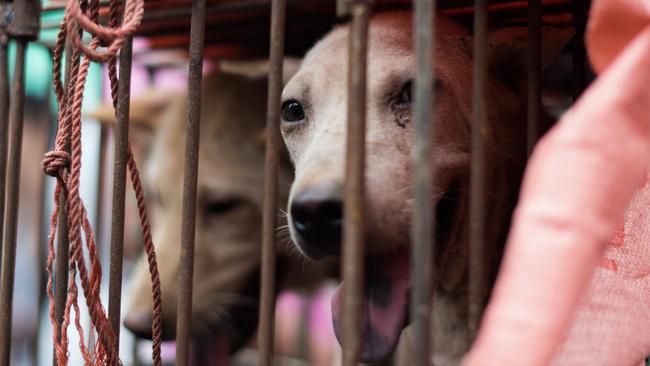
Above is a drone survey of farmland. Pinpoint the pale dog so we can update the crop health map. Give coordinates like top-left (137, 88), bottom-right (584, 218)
top-left (103, 61), bottom-right (337, 364)
top-left (281, 12), bottom-right (571, 364)
top-left (123, 64), bottom-right (286, 349)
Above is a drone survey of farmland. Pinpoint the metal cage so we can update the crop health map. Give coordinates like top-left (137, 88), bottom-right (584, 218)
top-left (0, 0), bottom-right (589, 365)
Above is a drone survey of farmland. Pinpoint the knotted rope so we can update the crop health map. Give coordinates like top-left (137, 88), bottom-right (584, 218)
top-left (42, 0), bottom-right (162, 364)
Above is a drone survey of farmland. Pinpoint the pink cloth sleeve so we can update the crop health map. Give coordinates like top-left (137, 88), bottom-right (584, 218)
top-left (462, 0), bottom-right (650, 364)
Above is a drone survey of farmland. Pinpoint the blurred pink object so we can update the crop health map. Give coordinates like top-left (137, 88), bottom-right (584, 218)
top-left (462, 0), bottom-right (650, 365)
top-left (308, 282), bottom-right (338, 366)
top-left (275, 290), bottom-right (305, 356)
top-left (274, 283), bottom-right (339, 365)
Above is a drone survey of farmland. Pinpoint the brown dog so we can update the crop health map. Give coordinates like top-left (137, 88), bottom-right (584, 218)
top-left (280, 12), bottom-right (571, 364)
top-left (123, 63), bottom-right (289, 345)
top-left (92, 60), bottom-right (339, 364)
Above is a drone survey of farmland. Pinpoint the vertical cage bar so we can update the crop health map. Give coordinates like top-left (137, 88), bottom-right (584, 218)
top-left (94, 124), bottom-right (108, 246)
top-left (175, 0), bottom-right (206, 363)
top-left (341, 2), bottom-right (369, 366)
top-left (53, 175), bottom-right (70, 365)
top-left (527, 0), bottom-right (541, 156)
top-left (410, 0), bottom-right (434, 365)
top-left (107, 35), bottom-right (134, 355)
top-left (257, 0), bottom-right (286, 364)
top-left (571, 0), bottom-right (586, 101)
top-left (0, 40), bottom-right (26, 366)
top-left (0, 2), bottom-right (9, 275)
top-left (53, 182), bottom-right (70, 363)
top-left (53, 41), bottom-right (73, 366)
top-left (33, 95), bottom-right (53, 364)
top-left (467, 0), bottom-right (487, 337)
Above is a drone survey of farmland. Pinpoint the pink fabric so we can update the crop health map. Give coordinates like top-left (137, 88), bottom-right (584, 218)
top-left (462, 0), bottom-right (650, 365)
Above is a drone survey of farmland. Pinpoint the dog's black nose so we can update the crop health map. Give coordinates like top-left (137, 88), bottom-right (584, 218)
top-left (290, 186), bottom-right (342, 259)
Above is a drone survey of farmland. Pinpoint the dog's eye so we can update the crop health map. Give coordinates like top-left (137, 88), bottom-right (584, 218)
top-left (205, 199), bottom-right (241, 216)
top-left (396, 80), bottom-right (413, 106)
top-left (281, 100), bottom-right (305, 123)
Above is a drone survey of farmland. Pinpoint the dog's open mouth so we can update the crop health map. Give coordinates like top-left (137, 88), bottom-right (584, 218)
top-left (331, 186), bottom-right (462, 362)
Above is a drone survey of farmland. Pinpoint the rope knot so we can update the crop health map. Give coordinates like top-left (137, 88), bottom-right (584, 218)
top-left (42, 150), bottom-right (70, 177)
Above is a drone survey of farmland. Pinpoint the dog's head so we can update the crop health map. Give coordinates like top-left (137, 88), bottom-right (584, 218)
top-left (113, 60), bottom-right (297, 349)
top-left (281, 12), bottom-right (572, 361)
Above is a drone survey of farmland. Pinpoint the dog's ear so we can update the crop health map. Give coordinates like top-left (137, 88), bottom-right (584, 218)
top-left (85, 89), bottom-right (179, 165)
top-left (216, 58), bottom-right (300, 148)
top-left (218, 57), bottom-right (301, 85)
top-left (488, 26), bottom-right (574, 69)
top-left (85, 89), bottom-right (177, 129)
top-left (465, 26), bottom-right (574, 92)
top-left (281, 57), bottom-right (301, 84)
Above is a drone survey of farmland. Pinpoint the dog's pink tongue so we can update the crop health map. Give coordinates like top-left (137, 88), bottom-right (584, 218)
top-left (332, 248), bottom-right (410, 362)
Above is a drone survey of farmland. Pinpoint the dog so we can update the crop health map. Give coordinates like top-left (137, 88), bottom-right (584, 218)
top-left (94, 60), bottom-right (339, 364)
top-left (280, 12), bottom-right (572, 364)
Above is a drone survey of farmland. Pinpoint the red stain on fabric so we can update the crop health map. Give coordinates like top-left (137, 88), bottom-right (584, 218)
top-left (611, 225), bottom-right (625, 247)
top-left (599, 258), bottom-right (619, 272)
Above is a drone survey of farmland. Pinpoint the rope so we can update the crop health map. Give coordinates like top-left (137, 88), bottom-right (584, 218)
top-left (42, 0), bottom-right (162, 364)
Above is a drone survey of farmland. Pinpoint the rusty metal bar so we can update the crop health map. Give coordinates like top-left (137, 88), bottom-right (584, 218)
top-left (107, 34), bottom-right (134, 357)
top-left (175, 0), bottom-right (206, 363)
top-left (53, 42), bottom-right (74, 366)
top-left (257, 0), bottom-right (286, 364)
top-left (0, 2), bottom-right (10, 277)
top-left (95, 123), bottom-right (108, 246)
top-left (341, 2), bottom-right (370, 366)
top-left (468, 0), bottom-right (487, 337)
top-left (571, 0), bottom-right (586, 101)
top-left (0, 0), bottom-right (39, 362)
top-left (0, 39), bottom-right (26, 366)
top-left (53, 194), bottom-right (70, 342)
top-left (410, 0), bottom-right (434, 365)
top-left (53, 199), bottom-right (70, 363)
top-left (33, 94), bottom-right (54, 364)
top-left (527, 0), bottom-right (541, 156)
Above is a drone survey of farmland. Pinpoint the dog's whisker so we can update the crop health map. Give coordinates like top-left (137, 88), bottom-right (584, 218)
top-left (276, 231), bottom-right (290, 239)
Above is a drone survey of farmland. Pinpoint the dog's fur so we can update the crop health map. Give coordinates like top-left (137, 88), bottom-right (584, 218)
top-left (123, 65), bottom-right (286, 346)
top-left (105, 61), bottom-right (339, 362)
top-left (281, 12), bottom-right (571, 364)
